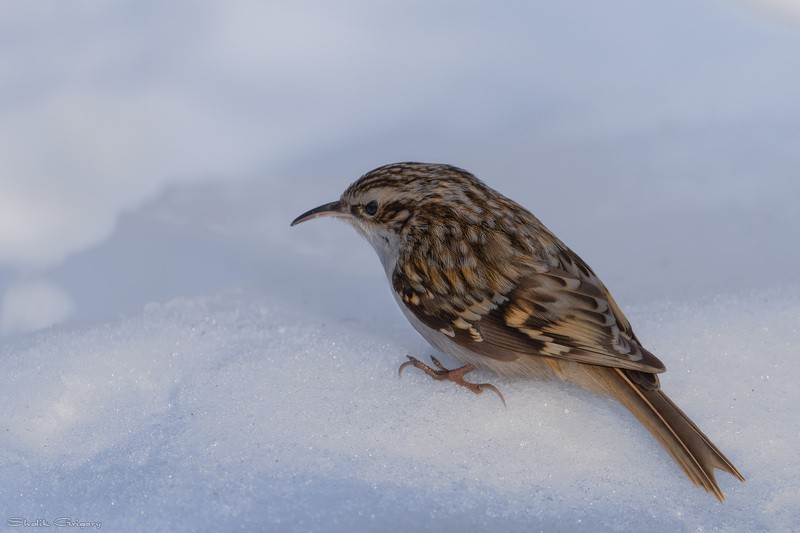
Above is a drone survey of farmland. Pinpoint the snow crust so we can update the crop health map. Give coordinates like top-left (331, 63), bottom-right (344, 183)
top-left (2, 286), bottom-right (797, 530)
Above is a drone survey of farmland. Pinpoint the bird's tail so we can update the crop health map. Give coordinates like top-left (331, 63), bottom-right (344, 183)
top-left (591, 366), bottom-right (745, 501)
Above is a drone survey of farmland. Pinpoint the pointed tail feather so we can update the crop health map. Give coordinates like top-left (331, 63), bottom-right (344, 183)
top-left (592, 367), bottom-right (745, 501)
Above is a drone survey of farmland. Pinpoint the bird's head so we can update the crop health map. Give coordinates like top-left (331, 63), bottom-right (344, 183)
top-left (291, 162), bottom-right (541, 284)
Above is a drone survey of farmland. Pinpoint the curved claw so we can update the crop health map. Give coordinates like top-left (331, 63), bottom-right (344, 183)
top-left (396, 354), bottom-right (506, 407)
top-left (429, 355), bottom-right (447, 371)
top-left (398, 355), bottom-right (419, 378)
top-left (476, 382), bottom-right (506, 407)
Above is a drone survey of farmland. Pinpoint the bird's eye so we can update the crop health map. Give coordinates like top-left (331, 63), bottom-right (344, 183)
top-left (364, 200), bottom-right (379, 216)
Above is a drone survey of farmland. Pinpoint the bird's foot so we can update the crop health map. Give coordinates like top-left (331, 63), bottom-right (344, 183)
top-left (398, 355), bottom-right (506, 406)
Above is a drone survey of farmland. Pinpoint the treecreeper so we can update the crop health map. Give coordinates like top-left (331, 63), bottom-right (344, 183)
top-left (291, 162), bottom-right (744, 500)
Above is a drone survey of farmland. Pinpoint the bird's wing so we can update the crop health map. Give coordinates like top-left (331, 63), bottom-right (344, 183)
top-left (393, 251), bottom-right (665, 375)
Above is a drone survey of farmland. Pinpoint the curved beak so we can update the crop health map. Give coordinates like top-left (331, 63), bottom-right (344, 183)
top-left (290, 201), bottom-right (346, 226)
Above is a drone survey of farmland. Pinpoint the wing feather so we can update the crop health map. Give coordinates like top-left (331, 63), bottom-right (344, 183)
top-left (393, 251), bottom-right (666, 375)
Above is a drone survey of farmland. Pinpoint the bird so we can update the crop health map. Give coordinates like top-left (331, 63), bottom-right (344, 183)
top-left (291, 162), bottom-right (744, 500)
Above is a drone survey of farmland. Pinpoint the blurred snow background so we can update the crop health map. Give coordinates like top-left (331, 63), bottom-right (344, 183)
top-left (1, 0), bottom-right (798, 530)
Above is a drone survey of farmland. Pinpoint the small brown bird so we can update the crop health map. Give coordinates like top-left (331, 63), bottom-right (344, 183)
top-left (291, 162), bottom-right (744, 500)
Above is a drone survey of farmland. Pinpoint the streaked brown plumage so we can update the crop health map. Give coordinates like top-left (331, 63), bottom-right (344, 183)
top-left (291, 162), bottom-right (745, 500)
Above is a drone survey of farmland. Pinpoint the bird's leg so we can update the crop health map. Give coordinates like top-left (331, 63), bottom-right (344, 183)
top-left (398, 355), bottom-right (506, 406)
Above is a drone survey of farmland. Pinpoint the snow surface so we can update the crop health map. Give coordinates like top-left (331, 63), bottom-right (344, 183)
top-left (2, 0), bottom-right (800, 531)
top-left (1, 285), bottom-right (797, 531)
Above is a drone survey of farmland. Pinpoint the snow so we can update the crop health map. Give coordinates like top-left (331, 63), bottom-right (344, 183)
top-left (2, 287), bottom-right (798, 530)
top-left (0, 279), bottom-right (74, 336)
top-left (2, 0), bottom-right (800, 530)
